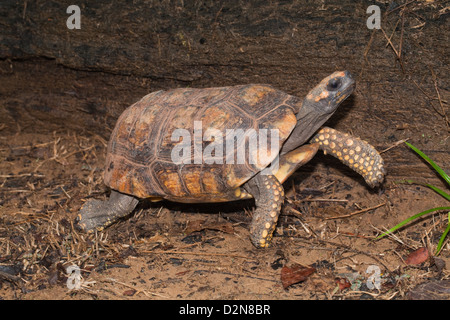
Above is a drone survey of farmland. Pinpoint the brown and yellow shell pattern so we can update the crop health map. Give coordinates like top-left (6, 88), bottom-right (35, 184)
top-left (104, 85), bottom-right (300, 203)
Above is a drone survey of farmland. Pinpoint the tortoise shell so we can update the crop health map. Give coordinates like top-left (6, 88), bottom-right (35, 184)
top-left (104, 85), bottom-right (301, 203)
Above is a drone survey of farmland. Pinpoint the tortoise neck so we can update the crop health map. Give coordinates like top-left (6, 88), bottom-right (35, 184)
top-left (279, 99), bottom-right (336, 155)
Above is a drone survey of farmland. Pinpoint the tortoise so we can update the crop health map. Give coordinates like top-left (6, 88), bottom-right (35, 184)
top-left (77, 71), bottom-right (385, 248)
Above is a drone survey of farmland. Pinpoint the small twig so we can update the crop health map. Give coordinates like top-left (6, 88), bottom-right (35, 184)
top-left (360, 29), bottom-right (376, 78)
top-left (285, 207), bottom-right (319, 237)
top-left (59, 145), bottom-right (95, 161)
top-left (143, 249), bottom-right (250, 260)
top-left (4, 190), bottom-right (33, 193)
top-left (380, 138), bottom-right (410, 154)
top-left (431, 69), bottom-right (450, 130)
top-left (60, 186), bottom-right (72, 199)
top-left (346, 290), bottom-right (381, 298)
top-left (411, 71), bottom-right (449, 131)
top-left (385, 18), bottom-right (402, 50)
top-left (291, 179), bottom-right (297, 201)
top-left (0, 139), bottom-right (59, 152)
top-left (199, 270), bottom-right (278, 283)
top-left (33, 145), bottom-right (95, 172)
top-left (287, 206), bottom-right (302, 217)
top-left (412, 79), bottom-right (448, 105)
top-left (398, 9), bottom-right (406, 60)
top-left (319, 181), bottom-right (336, 190)
top-left (371, 225), bottom-right (411, 248)
top-left (22, 0), bottom-right (27, 20)
top-left (297, 198), bottom-right (348, 203)
top-left (325, 202), bottom-right (386, 220)
top-left (0, 173), bottom-right (45, 178)
top-left (380, 26), bottom-right (405, 72)
top-left (387, 0), bottom-right (417, 14)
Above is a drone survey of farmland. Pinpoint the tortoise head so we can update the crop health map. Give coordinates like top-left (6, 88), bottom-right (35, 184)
top-left (303, 70), bottom-right (355, 115)
top-left (281, 71), bottom-right (355, 154)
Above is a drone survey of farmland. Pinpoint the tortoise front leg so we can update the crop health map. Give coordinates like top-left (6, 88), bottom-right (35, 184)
top-left (76, 190), bottom-right (139, 232)
top-left (310, 127), bottom-right (385, 187)
top-left (244, 174), bottom-right (284, 248)
top-left (243, 144), bottom-right (318, 248)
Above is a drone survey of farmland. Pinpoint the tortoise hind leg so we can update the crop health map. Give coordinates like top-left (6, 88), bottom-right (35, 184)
top-left (76, 190), bottom-right (139, 232)
top-left (244, 174), bottom-right (285, 248)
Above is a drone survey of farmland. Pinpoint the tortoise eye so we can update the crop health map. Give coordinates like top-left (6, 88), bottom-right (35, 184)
top-left (326, 78), bottom-right (342, 91)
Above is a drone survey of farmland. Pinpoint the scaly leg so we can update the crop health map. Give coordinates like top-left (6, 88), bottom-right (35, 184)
top-left (76, 190), bottom-right (139, 232)
top-left (244, 174), bottom-right (285, 248)
top-left (310, 127), bottom-right (385, 187)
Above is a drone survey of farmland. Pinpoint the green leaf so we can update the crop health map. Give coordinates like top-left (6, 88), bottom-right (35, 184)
top-left (376, 206), bottom-right (450, 239)
top-left (405, 142), bottom-right (450, 186)
top-left (401, 179), bottom-right (450, 202)
top-left (385, 142), bottom-right (450, 255)
top-left (435, 214), bottom-right (450, 255)
top-left (424, 183), bottom-right (450, 202)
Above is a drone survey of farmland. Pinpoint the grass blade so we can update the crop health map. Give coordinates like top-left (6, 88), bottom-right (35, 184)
top-left (401, 179), bottom-right (450, 202)
top-left (384, 142), bottom-right (450, 255)
top-left (435, 213), bottom-right (450, 255)
top-left (376, 206), bottom-right (450, 239)
top-left (405, 142), bottom-right (450, 186)
top-left (424, 183), bottom-right (450, 202)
